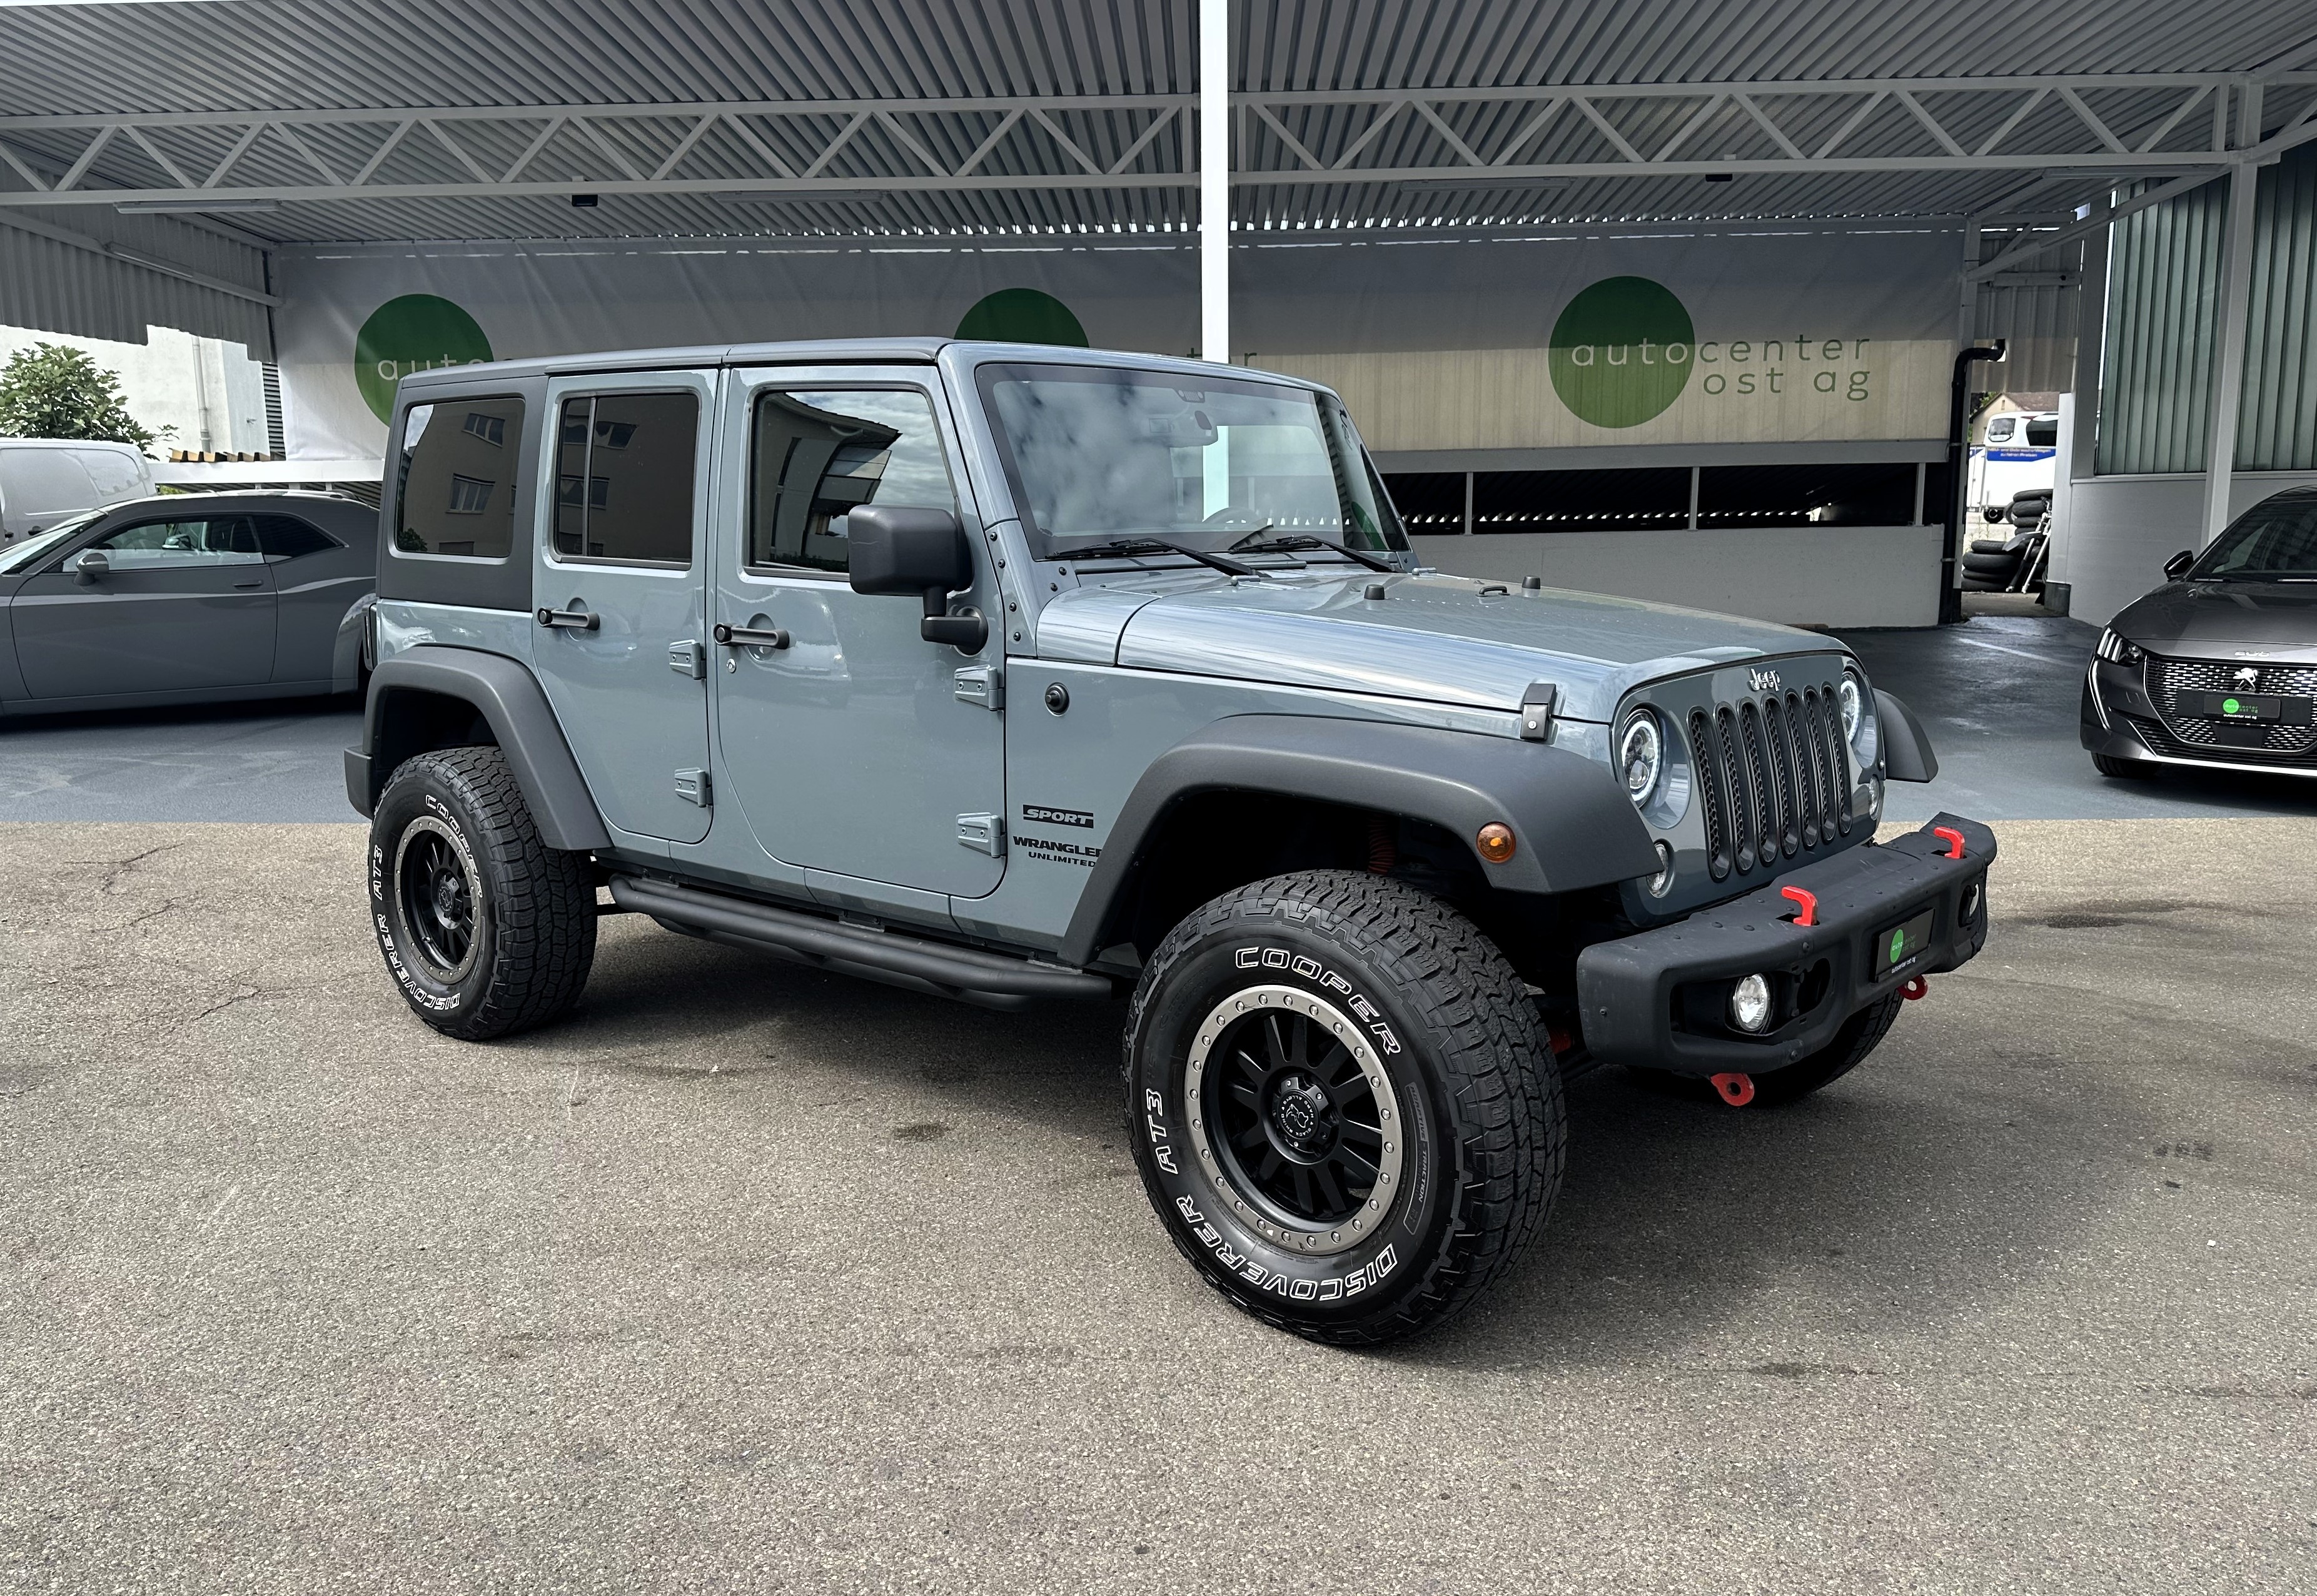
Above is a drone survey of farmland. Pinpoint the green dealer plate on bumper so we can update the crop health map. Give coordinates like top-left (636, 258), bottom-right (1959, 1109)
top-left (1874, 907), bottom-right (1936, 978)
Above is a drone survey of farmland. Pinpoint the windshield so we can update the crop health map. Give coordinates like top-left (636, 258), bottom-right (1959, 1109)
top-left (976, 363), bottom-right (1408, 560)
top-left (0, 509), bottom-right (106, 575)
top-left (2189, 492), bottom-right (2317, 580)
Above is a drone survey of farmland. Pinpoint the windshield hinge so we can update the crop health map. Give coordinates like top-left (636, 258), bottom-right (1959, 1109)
top-left (1520, 683), bottom-right (1557, 742)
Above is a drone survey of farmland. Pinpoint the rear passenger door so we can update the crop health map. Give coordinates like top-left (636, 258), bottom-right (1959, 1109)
top-left (530, 373), bottom-right (717, 847)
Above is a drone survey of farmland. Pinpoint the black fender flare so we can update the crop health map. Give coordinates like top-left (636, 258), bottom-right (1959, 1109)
top-left (345, 644), bottom-right (610, 851)
top-left (1874, 688), bottom-right (1939, 783)
top-left (1057, 713), bottom-right (1661, 967)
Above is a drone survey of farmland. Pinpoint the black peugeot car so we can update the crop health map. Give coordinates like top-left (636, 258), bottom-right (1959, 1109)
top-left (2083, 486), bottom-right (2317, 779)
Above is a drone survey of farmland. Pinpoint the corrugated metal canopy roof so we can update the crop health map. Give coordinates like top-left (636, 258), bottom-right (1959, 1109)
top-left (0, 0), bottom-right (2312, 245)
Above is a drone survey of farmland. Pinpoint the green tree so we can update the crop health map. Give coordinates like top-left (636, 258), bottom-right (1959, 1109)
top-left (0, 343), bottom-right (156, 448)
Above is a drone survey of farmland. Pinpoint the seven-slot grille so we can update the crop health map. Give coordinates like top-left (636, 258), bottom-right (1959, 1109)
top-left (1685, 678), bottom-right (1855, 882)
top-left (2144, 654), bottom-right (2317, 759)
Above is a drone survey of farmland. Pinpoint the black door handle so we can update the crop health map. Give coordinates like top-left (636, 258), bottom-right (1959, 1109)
top-left (537, 606), bottom-right (599, 631)
top-left (233, 579), bottom-right (264, 590)
top-left (713, 622), bottom-right (790, 649)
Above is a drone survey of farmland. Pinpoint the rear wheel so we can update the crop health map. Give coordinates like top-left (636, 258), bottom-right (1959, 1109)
top-left (369, 745), bottom-right (597, 1039)
top-left (1123, 871), bottom-right (1563, 1345)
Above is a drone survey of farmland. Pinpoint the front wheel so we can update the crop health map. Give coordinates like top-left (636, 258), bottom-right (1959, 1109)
top-left (1123, 871), bottom-right (1563, 1345)
top-left (369, 745), bottom-right (597, 1040)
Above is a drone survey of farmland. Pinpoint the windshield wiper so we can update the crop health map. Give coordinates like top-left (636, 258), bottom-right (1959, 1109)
top-left (1064, 537), bottom-right (1257, 577)
top-left (1226, 530), bottom-right (1396, 573)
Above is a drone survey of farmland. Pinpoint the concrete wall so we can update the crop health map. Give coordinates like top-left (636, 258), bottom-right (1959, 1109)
top-left (1411, 524), bottom-right (1942, 629)
top-left (2058, 470), bottom-right (2317, 625)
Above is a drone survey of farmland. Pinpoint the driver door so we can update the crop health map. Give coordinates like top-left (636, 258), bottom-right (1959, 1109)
top-left (712, 369), bottom-right (1006, 899)
top-left (11, 513), bottom-right (276, 699)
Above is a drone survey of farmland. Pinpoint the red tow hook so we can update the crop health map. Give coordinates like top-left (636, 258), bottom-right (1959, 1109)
top-left (1780, 885), bottom-right (1818, 927)
top-left (1710, 1072), bottom-right (1756, 1108)
top-left (1933, 826), bottom-right (1967, 860)
top-left (1901, 976), bottom-right (1930, 1001)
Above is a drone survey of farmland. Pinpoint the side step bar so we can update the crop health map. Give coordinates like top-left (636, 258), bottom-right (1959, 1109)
top-left (607, 875), bottom-right (1115, 1011)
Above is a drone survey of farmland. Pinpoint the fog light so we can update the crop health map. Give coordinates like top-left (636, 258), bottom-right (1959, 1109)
top-left (1645, 840), bottom-right (1675, 898)
top-left (1729, 973), bottom-right (1773, 1034)
top-left (1961, 880), bottom-right (1982, 924)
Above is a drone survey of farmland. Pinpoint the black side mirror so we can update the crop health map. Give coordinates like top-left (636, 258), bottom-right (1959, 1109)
top-left (2163, 549), bottom-right (2194, 581)
top-left (71, 548), bottom-right (109, 586)
top-left (847, 505), bottom-right (986, 651)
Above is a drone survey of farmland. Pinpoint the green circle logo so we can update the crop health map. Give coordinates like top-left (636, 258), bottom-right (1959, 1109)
top-left (1548, 276), bottom-right (1695, 429)
top-left (355, 295), bottom-right (493, 422)
top-left (954, 288), bottom-right (1088, 347)
top-left (2223, 697), bottom-right (2243, 715)
top-left (1889, 929), bottom-right (1906, 964)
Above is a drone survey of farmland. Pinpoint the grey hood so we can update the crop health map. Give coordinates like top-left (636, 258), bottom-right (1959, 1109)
top-left (1036, 568), bottom-right (1839, 723)
top-left (2112, 577), bottom-right (2317, 663)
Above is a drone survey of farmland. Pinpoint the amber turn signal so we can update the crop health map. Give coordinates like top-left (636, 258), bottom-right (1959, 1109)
top-left (1475, 822), bottom-right (1517, 864)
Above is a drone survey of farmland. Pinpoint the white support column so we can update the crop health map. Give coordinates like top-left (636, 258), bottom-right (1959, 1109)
top-left (1198, 0), bottom-right (1229, 364)
top-left (2199, 161), bottom-right (2258, 545)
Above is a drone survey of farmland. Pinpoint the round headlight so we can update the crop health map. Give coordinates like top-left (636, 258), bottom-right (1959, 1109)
top-left (1619, 710), bottom-right (1663, 807)
top-left (1839, 676), bottom-right (1862, 741)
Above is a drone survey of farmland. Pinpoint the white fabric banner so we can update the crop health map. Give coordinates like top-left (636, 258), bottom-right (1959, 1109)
top-left (271, 227), bottom-right (1961, 459)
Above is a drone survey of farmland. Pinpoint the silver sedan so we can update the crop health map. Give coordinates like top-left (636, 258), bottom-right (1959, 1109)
top-left (0, 491), bottom-right (376, 717)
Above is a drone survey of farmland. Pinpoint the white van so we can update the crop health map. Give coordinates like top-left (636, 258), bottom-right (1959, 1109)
top-left (0, 439), bottom-right (156, 543)
top-left (1966, 410), bottom-right (2059, 522)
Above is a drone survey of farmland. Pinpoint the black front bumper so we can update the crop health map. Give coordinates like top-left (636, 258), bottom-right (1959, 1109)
top-left (1574, 814), bottom-right (1995, 1073)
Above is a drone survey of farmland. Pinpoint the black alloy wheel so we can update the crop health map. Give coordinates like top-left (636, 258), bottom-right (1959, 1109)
top-left (396, 824), bottom-right (478, 979)
top-left (1201, 1002), bottom-right (1394, 1235)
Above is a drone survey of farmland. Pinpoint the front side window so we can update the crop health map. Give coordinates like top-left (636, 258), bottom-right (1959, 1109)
top-left (395, 396), bottom-right (522, 558)
top-left (748, 388), bottom-right (957, 573)
top-left (553, 391), bottom-right (699, 565)
top-left (87, 516), bottom-right (263, 567)
top-left (1985, 417), bottom-right (2016, 442)
top-left (976, 363), bottom-right (1407, 558)
top-left (2190, 493), bottom-right (2317, 580)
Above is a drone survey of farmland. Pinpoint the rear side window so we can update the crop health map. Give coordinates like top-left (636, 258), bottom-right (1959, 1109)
top-left (552, 391), bottom-right (699, 565)
top-left (394, 396), bottom-right (522, 558)
top-left (74, 449), bottom-right (144, 498)
top-left (255, 515), bottom-right (341, 560)
top-left (2023, 418), bottom-right (2058, 447)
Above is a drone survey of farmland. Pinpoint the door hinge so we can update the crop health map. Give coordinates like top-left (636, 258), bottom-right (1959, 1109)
top-left (675, 768), bottom-right (712, 807)
top-left (669, 639), bottom-right (706, 679)
top-left (956, 812), bottom-right (1004, 856)
top-left (954, 665), bottom-right (1003, 710)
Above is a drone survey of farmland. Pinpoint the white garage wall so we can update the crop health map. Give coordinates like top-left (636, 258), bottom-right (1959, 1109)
top-left (2059, 470), bottom-right (2317, 625)
top-left (1411, 524), bottom-right (1943, 629)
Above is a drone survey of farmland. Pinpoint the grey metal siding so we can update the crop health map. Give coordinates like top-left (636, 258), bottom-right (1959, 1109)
top-left (2238, 144), bottom-right (2317, 473)
top-left (0, 209), bottom-right (272, 355)
top-left (2096, 177), bottom-right (2226, 476)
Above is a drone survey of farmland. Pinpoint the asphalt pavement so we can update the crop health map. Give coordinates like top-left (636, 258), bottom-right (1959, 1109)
top-left (3, 819), bottom-right (2311, 1593)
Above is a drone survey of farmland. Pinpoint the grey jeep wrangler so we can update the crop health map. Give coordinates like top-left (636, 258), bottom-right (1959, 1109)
top-left (349, 338), bottom-right (1994, 1344)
